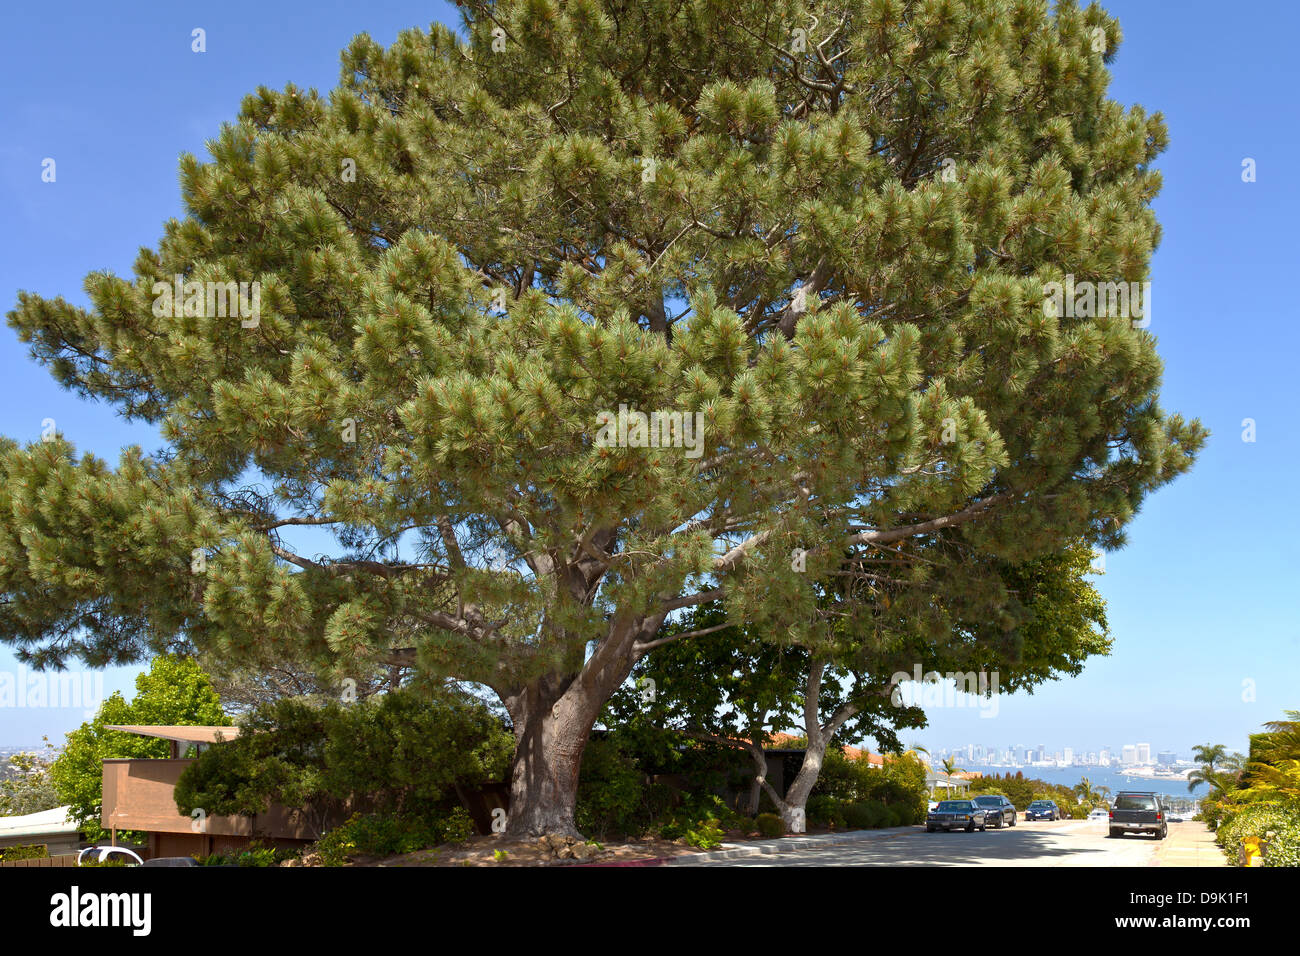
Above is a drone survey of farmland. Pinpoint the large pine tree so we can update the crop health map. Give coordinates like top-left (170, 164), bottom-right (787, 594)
top-left (2, 0), bottom-right (1203, 836)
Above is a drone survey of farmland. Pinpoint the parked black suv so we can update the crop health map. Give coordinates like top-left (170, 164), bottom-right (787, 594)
top-left (1108, 791), bottom-right (1167, 839)
top-left (972, 794), bottom-right (1017, 828)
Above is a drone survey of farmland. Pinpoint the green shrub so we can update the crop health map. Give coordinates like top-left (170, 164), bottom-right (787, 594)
top-left (176, 688), bottom-right (513, 831)
top-left (313, 807), bottom-right (475, 866)
top-left (235, 846), bottom-right (282, 867)
top-left (575, 739), bottom-right (711, 839)
top-left (681, 818), bottom-right (726, 850)
top-left (678, 793), bottom-right (744, 831)
top-left (755, 813), bottom-right (785, 838)
top-left (208, 840), bottom-right (299, 867)
top-left (642, 782), bottom-right (678, 826)
top-left (842, 802), bottom-right (874, 830)
top-left (351, 812), bottom-right (436, 855)
top-left (864, 800), bottom-right (891, 828)
top-left (813, 749), bottom-right (871, 801)
top-left (1216, 801), bottom-right (1300, 866)
top-left (1198, 798), bottom-right (1228, 831)
top-left (0, 843), bottom-right (48, 862)
top-left (806, 795), bottom-right (846, 828)
top-left (657, 792), bottom-right (746, 842)
top-left (1264, 826), bottom-right (1300, 867)
top-left (441, 806), bottom-right (474, 843)
top-left (657, 818), bottom-right (685, 840)
top-left (857, 753), bottom-right (928, 824)
top-left (576, 737), bottom-right (646, 839)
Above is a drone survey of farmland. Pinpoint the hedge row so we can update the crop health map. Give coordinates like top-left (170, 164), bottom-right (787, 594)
top-left (1215, 801), bottom-right (1300, 867)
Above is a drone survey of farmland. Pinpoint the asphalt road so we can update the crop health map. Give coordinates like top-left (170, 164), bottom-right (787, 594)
top-left (670, 819), bottom-right (1225, 867)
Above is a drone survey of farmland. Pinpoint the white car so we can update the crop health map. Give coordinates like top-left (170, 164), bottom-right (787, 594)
top-left (77, 846), bottom-right (144, 866)
top-left (1087, 808), bottom-right (1108, 820)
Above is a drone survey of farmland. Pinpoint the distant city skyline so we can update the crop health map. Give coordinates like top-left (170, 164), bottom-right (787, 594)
top-left (914, 739), bottom-right (1195, 768)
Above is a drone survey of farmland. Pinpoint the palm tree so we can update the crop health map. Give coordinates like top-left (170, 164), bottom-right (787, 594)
top-left (1188, 748), bottom-right (1244, 796)
top-left (1071, 777), bottom-right (1109, 811)
top-left (940, 757), bottom-right (963, 797)
top-left (1190, 743), bottom-right (1229, 774)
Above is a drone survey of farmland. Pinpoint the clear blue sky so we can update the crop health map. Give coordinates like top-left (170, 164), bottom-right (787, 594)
top-left (1, 1), bottom-right (1296, 758)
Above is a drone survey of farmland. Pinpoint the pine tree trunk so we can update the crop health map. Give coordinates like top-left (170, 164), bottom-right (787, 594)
top-left (498, 615), bottom-right (658, 839)
top-left (500, 678), bottom-right (600, 839)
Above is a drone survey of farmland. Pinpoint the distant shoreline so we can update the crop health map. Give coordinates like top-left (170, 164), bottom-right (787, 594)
top-left (1115, 770), bottom-right (1192, 781)
top-left (975, 766), bottom-right (1191, 780)
top-left (968, 765), bottom-right (1203, 796)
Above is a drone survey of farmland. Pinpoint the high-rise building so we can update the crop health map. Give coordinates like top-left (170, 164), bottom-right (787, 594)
top-left (1063, 747), bottom-right (1073, 765)
top-left (1157, 750), bottom-right (1177, 766)
top-left (1121, 744), bottom-right (1138, 765)
top-left (1137, 743), bottom-right (1151, 765)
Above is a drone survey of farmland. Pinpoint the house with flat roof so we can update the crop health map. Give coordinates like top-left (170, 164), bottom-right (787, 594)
top-left (100, 725), bottom-right (336, 860)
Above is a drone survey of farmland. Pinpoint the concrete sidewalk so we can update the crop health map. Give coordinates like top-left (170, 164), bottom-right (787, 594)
top-left (1153, 822), bottom-right (1227, 867)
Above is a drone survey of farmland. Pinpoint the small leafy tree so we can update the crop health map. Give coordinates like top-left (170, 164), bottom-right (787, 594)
top-left (620, 539), bottom-right (1108, 828)
top-left (607, 601), bottom-right (814, 815)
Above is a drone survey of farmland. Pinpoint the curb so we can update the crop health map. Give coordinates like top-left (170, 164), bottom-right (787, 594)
top-left (582, 856), bottom-right (673, 867)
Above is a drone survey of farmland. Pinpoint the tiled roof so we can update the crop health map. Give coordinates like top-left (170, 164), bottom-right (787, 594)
top-left (766, 732), bottom-right (884, 765)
